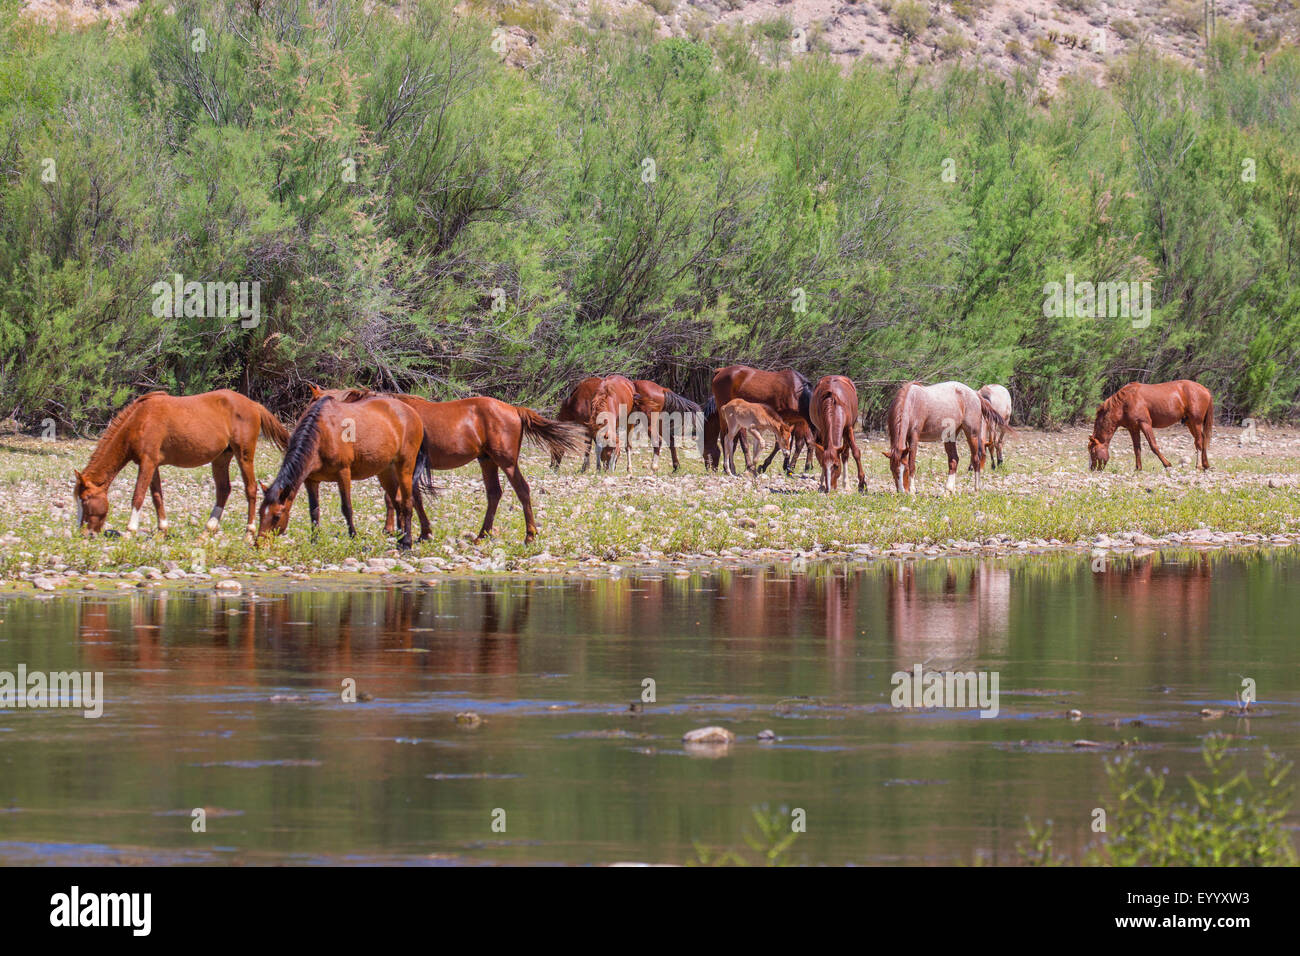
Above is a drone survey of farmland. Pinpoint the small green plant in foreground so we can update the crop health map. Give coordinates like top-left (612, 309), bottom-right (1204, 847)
top-left (689, 805), bottom-right (802, 866)
top-left (1021, 735), bottom-right (1298, 866)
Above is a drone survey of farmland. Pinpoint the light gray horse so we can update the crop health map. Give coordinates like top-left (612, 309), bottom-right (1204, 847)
top-left (884, 381), bottom-right (1007, 493)
top-left (977, 384), bottom-right (1012, 469)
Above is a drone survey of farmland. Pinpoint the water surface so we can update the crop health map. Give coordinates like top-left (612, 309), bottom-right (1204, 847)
top-left (1, 548), bottom-right (1297, 865)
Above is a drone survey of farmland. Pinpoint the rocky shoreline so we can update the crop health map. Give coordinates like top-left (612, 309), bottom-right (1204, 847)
top-left (7, 527), bottom-right (1300, 594)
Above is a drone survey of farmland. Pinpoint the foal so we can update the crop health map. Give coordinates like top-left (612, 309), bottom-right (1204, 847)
top-left (719, 399), bottom-right (793, 477)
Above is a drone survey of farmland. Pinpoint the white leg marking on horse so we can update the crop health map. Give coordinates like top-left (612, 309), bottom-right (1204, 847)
top-left (127, 508), bottom-right (142, 532)
top-left (945, 474), bottom-right (956, 493)
top-left (206, 506), bottom-right (223, 533)
top-left (157, 519), bottom-right (168, 531)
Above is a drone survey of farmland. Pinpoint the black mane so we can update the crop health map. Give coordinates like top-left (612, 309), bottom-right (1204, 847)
top-left (267, 396), bottom-right (331, 502)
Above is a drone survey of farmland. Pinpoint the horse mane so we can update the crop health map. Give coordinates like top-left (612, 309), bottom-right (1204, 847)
top-left (269, 396), bottom-right (331, 502)
top-left (85, 391), bottom-right (169, 472)
top-left (887, 381), bottom-right (922, 445)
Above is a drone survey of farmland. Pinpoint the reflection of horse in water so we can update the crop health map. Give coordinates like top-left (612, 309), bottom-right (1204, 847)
top-left (885, 561), bottom-right (1011, 669)
top-left (1091, 553), bottom-right (1214, 642)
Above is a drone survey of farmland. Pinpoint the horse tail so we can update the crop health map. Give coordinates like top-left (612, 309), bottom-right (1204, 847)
top-left (701, 395), bottom-right (717, 420)
top-left (1203, 395), bottom-right (1214, 442)
top-left (257, 403), bottom-right (291, 451)
top-left (413, 443), bottom-right (436, 496)
top-left (517, 406), bottom-right (589, 459)
top-left (660, 388), bottom-right (701, 418)
top-left (980, 396), bottom-right (1012, 436)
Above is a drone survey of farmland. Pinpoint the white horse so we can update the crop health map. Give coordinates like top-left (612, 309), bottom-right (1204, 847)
top-left (883, 381), bottom-right (1006, 493)
top-left (977, 384), bottom-right (1012, 469)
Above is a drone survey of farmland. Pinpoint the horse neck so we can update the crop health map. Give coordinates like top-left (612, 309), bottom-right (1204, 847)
top-left (82, 416), bottom-right (135, 486)
top-left (1094, 404), bottom-right (1120, 442)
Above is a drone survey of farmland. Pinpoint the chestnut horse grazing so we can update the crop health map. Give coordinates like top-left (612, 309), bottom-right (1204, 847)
top-left (1089, 380), bottom-right (1213, 471)
top-left (309, 387), bottom-right (586, 543)
top-left (884, 381), bottom-right (1004, 493)
top-left (705, 366), bottom-right (813, 473)
top-left (553, 376), bottom-right (603, 472)
top-left (73, 389), bottom-right (289, 535)
top-left (589, 375), bottom-right (637, 472)
top-left (392, 393), bottom-right (587, 543)
top-left (718, 399), bottom-right (793, 477)
top-left (631, 379), bottom-right (702, 473)
top-left (977, 384), bottom-right (1013, 469)
top-left (257, 393), bottom-right (427, 549)
top-left (809, 375), bottom-right (866, 493)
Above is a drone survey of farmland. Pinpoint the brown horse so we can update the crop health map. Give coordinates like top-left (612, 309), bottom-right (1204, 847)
top-left (73, 389), bottom-right (288, 535)
top-left (705, 366), bottom-right (813, 474)
top-left (552, 376), bottom-right (603, 472)
top-left (884, 381), bottom-right (1004, 493)
top-left (809, 375), bottom-right (866, 493)
top-left (589, 375), bottom-right (637, 472)
top-left (257, 392), bottom-right (427, 549)
top-left (630, 379), bottom-right (702, 472)
top-left (718, 399), bottom-right (793, 478)
top-left (1089, 380), bottom-right (1213, 471)
top-left (311, 388), bottom-right (587, 543)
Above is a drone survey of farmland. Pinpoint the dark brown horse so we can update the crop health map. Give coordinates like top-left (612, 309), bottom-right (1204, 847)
top-left (311, 387), bottom-right (587, 544)
top-left (257, 392), bottom-right (427, 549)
top-left (884, 381), bottom-right (1004, 493)
top-left (704, 366), bottom-right (813, 474)
top-left (589, 375), bottom-right (637, 472)
top-left (1089, 380), bottom-right (1213, 471)
top-left (73, 389), bottom-right (288, 535)
top-left (809, 375), bottom-right (866, 493)
top-left (552, 376), bottom-right (603, 471)
top-left (630, 379), bottom-right (702, 472)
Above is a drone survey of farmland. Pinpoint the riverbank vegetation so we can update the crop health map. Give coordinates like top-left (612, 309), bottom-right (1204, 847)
top-left (4, 0), bottom-right (1300, 429)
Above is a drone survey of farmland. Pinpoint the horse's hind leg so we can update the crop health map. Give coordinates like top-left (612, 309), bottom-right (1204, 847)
top-left (235, 448), bottom-right (259, 535)
top-left (477, 458), bottom-right (503, 540)
top-left (1129, 427), bottom-right (1143, 470)
top-left (965, 431), bottom-right (983, 492)
top-left (412, 485), bottom-right (432, 542)
top-left (757, 435), bottom-right (782, 474)
top-left (337, 471), bottom-right (356, 537)
top-left (1188, 421), bottom-right (1208, 471)
top-left (848, 430), bottom-right (866, 492)
top-left (668, 422), bottom-right (681, 473)
top-left (207, 451), bottom-right (233, 533)
top-left (943, 441), bottom-right (959, 493)
top-left (500, 460), bottom-right (537, 543)
top-left (379, 470), bottom-right (412, 550)
top-left (149, 469), bottom-right (167, 533)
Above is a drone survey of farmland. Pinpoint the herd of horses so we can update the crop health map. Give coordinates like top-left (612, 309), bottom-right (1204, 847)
top-left (69, 369), bottom-right (1215, 547)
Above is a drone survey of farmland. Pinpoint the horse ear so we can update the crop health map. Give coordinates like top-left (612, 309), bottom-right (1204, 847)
top-left (880, 451), bottom-right (891, 459)
top-left (308, 384), bottom-right (323, 398)
top-left (73, 469), bottom-right (83, 482)
top-left (259, 481), bottom-right (269, 494)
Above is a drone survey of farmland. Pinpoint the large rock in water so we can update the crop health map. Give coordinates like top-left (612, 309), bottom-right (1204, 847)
top-left (682, 726), bottom-right (735, 744)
